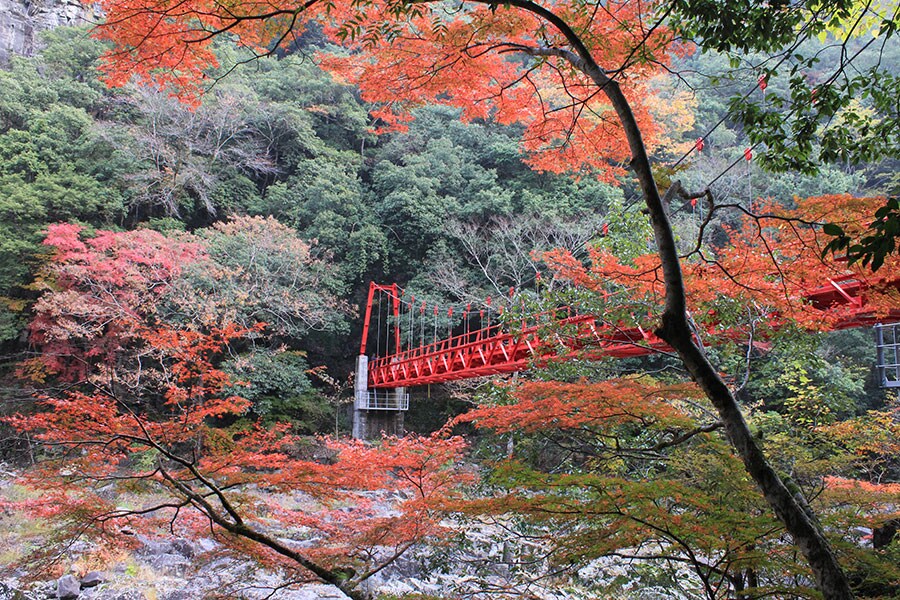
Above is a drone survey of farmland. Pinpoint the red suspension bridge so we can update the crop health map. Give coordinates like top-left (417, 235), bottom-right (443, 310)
top-left (351, 278), bottom-right (900, 437)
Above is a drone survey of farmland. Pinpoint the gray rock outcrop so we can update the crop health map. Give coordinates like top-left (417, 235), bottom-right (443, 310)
top-left (0, 0), bottom-right (101, 64)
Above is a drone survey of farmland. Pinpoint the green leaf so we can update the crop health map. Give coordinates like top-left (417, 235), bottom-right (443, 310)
top-left (822, 223), bottom-right (844, 236)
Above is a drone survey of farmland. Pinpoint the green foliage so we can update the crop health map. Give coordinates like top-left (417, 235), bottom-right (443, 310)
top-left (253, 153), bottom-right (386, 284)
top-left (670, 31), bottom-right (898, 274)
top-left (164, 216), bottom-right (352, 338)
top-left (224, 350), bottom-right (332, 430)
top-left (592, 195), bottom-right (653, 262)
top-left (823, 197), bottom-right (900, 271)
top-left (671, 1), bottom-right (898, 164)
top-left (0, 301), bottom-right (22, 343)
top-left (0, 173), bottom-right (123, 342)
top-left (741, 332), bottom-right (867, 419)
top-left (669, 0), bottom-right (844, 54)
top-left (234, 52), bottom-right (372, 155)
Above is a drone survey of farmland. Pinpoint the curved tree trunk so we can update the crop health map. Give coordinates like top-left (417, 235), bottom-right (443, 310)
top-left (599, 66), bottom-right (855, 600)
top-left (485, 1), bottom-right (855, 597)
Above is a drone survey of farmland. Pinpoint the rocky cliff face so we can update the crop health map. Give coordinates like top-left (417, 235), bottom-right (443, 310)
top-left (0, 0), bottom-right (99, 64)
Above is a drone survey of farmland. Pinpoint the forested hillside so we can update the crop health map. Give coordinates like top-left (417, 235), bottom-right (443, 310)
top-left (0, 5), bottom-right (898, 598)
top-left (1, 27), bottom-right (893, 406)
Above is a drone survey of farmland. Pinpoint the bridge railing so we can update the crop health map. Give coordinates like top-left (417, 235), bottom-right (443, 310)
top-left (354, 389), bottom-right (410, 411)
top-left (372, 310), bottom-right (578, 367)
top-left (381, 307), bottom-right (585, 360)
top-left (876, 323), bottom-right (900, 389)
top-left (367, 311), bottom-right (665, 388)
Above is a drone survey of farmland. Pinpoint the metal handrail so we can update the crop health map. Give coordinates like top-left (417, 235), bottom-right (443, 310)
top-left (875, 323), bottom-right (900, 388)
top-left (355, 390), bottom-right (409, 411)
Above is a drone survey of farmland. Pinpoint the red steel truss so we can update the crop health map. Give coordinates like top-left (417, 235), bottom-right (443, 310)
top-left (362, 275), bottom-right (900, 389)
top-left (367, 315), bottom-right (668, 388)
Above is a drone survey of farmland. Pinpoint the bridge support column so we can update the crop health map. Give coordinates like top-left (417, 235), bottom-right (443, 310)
top-left (352, 355), bottom-right (406, 440)
top-left (352, 355), bottom-right (368, 440)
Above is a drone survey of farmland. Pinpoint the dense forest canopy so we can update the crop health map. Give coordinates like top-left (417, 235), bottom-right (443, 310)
top-left (0, 0), bottom-right (898, 597)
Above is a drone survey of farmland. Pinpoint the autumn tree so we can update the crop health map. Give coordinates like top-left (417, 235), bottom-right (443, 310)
top-left (161, 216), bottom-right (355, 426)
top-left (7, 222), bottom-right (470, 599)
top-left (446, 373), bottom-right (900, 597)
top-left (163, 215), bottom-right (351, 337)
top-left (39, 0), bottom-right (900, 597)
top-left (399, 192), bottom-right (899, 597)
top-left (516, 192), bottom-right (900, 595)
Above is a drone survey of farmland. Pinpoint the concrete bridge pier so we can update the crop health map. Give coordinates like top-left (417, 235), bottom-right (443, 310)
top-left (352, 355), bottom-right (407, 439)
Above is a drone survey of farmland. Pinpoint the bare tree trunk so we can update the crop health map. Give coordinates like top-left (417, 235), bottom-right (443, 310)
top-left (488, 1), bottom-right (856, 596)
top-left (602, 72), bottom-right (855, 600)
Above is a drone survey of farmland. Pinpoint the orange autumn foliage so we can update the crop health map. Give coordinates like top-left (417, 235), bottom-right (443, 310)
top-left (5, 225), bottom-right (471, 587)
top-left (455, 377), bottom-right (700, 433)
top-left (544, 194), bottom-right (900, 334)
top-left (93, 0), bottom-right (683, 179)
top-left (429, 194), bottom-right (900, 596)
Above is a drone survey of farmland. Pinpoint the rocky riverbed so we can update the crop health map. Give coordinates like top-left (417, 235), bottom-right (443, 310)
top-left (1, 526), bottom-right (705, 600)
top-left (1, 462), bottom-right (704, 600)
top-left (1, 533), bottom-right (352, 600)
